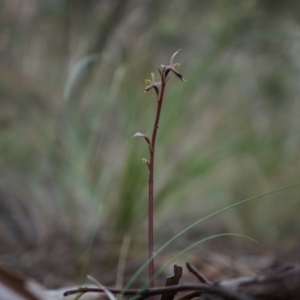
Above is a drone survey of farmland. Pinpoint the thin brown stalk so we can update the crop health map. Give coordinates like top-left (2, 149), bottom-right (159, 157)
top-left (186, 262), bottom-right (212, 284)
top-left (148, 75), bottom-right (167, 288)
top-left (142, 50), bottom-right (185, 291)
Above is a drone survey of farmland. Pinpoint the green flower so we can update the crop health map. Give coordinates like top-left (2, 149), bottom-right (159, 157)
top-left (161, 49), bottom-right (186, 81)
top-left (144, 72), bottom-right (161, 96)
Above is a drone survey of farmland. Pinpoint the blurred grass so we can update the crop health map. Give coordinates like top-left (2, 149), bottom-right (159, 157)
top-left (0, 0), bottom-right (300, 270)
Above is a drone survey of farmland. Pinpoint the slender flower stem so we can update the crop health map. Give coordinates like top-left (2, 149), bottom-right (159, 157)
top-left (148, 75), bottom-right (167, 288)
top-left (143, 50), bottom-right (185, 290)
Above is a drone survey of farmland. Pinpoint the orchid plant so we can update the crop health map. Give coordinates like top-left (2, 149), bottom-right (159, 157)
top-left (133, 50), bottom-right (185, 288)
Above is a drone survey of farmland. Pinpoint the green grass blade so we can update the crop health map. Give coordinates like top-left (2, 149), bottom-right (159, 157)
top-left (129, 233), bottom-right (256, 299)
top-left (151, 233), bottom-right (257, 285)
top-left (124, 182), bottom-right (300, 289)
top-left (63, 53), bottom-right (102, 101)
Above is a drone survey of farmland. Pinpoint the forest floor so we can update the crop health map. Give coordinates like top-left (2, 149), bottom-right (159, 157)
top-left (1, 230), bottom-right (300, 296)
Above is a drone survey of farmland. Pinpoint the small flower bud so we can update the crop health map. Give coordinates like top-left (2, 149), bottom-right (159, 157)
top-left (132, 132), bottom-right (151, 146)
top-left (132, 132), bottom-right (145, 138)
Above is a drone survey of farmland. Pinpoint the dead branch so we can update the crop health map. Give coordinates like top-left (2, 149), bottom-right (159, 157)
top-left (64, 263), bottom-right (300, 300)
top-left (64, 283), bottom-right (254, 300)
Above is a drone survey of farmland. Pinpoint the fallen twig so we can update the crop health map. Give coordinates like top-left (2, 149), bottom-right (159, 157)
top-left (64, 263), bottom-right (300, 300)
top-left (186, 262), bottom-right (212, 284)
top-left (64, 283), bottom-right (253, 300)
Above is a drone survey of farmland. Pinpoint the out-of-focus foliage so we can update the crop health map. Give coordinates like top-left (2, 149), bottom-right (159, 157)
top-left (0, 0), bottom-right (300, 282)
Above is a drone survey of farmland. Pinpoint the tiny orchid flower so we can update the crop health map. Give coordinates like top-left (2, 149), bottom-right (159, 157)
top-left (144, 72), bottom-right (161, 96)
top-left (161, 49), bottom-right (186, 81)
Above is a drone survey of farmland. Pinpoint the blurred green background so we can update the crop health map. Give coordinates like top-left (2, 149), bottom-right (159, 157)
top-left (0, 0), bottom-right (300, 286)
